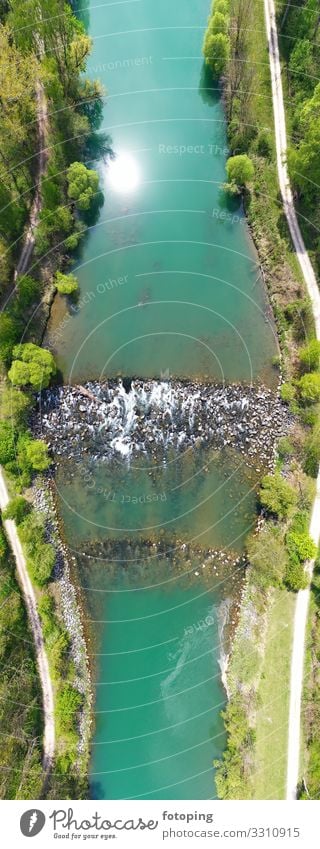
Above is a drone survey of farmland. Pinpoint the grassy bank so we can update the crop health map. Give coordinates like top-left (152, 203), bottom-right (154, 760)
top-left (253, 588), bottom-right (295, 799)
top-left (204, 0), bottom-right (320, 798)
top-left (0, 517), bottom-right (43, 798)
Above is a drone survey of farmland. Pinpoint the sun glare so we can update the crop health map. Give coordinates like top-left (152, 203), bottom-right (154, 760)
top-left (107, 152), bottom-right (140, 193)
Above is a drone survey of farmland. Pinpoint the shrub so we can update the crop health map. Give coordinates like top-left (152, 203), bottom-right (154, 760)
top-left (247, 525), bottom-right (288, 589)
top-left (280, 382), bottom-right (296, 403)
top-left (304, 421), bottom-right (320, 477)
top-left (287, 528), bottom-right (316, 563)
top-left (0, 421), bottom-right (16, 465)
top-left (299, 372), bottom-right (320, 403)
top-left (278, 437), bottom-right (294, 459)
top-left (0, 528), bottom-right (7, 560)
top-left (25, 439), bottom-right (51, 471)
top-left (0, 313), bottom-right (20, 364)
top-left (56, 684), bottom-right (82, 733)
top-left (299, 339), bottom-right (320, 372)
top-left (3, 496), bottom-right (30, 524)
top-left (285, 560), bottom-right (308, 592)
top-left (256, 129), bottom-right (272, 158)
top-left (286, 512), bottom-right (317, 563)
top-left (27, 543), bottom-right (55, 587)
top-left (55, 271), bottom-right (79, 296)
top-left (226, 154), bottom-right (254, 189)
top-left (0, 386), bottom-right (31, 425)
top-left (259, 473), bottom-right (297, 519)
top-left (16, 275), bottom-right (40, 310)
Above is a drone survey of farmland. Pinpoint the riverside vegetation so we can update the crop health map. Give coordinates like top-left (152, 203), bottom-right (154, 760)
top-left (203, 0), bottom-right (320, 798)
top-left (277, 0), bottom-right (320, 800)
top-left (0, 0), bottom-right (105, 798)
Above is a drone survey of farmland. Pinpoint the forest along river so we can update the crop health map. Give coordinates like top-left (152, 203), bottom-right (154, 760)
top-left (43, 0), bottom-right (280, 798)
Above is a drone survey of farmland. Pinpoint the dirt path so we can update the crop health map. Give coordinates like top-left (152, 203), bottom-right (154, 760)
top-left (14, 81), bottom-right (48, 281)
top-left (0, 471), bottom-right (55, 776)
top-left (264, 0), bottom-right (320, 800)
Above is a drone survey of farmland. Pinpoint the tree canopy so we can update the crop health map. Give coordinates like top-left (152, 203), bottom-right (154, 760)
top-left (8, 343), bottom-right (56, 390)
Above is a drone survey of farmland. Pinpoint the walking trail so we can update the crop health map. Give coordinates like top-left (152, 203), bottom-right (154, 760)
top-left (0, 473), bottom-right (55, 775)
top-left (264, 0), bottom-right (320, 800)
top-left (0, 73), bottom-right (54, 775)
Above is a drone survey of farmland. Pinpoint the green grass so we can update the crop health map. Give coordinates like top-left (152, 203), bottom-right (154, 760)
top-left (253, 588), bottom-right (296, 799)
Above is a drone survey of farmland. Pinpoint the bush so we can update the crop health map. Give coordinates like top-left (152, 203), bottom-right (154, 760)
top-left (299, 339), bottom-right (320, 372)
top-left (25, 439), bottom-right (51, 471)
top-left (0, 421), bottom-right (17, 465)
top-left (256, 129), bottom-right (272, 158)
top-left (285, 560), bottom-right (308, 592)
top-left (56, 684), bottom-right (82, 733)
top-left (299, 372), bottom-right (320, 403)
top-left (16, 275), bottom-right (40, 310)
top-left (27, 543), bottom-right (55, 587)
top-left (226, 154), bottom-right (254, 189)
top-left (286, 512), bottom-right (317, 563)
top-left (0, 386), bottom-right (31, 425)
top-left (247, 525), bottom-right (287, 589)
top-left (0, 528), bottom-right (7, 560)
top-left (280, 382), bottom-right (296, 403)
top-left (304, 421), bottom-right (320, 477)
top-left (260, 473), bottom-right (297, 519)
top-left (3, 496), bottom-right (30, 524)
top-left (278, 437), bottom-right (294, 459)
top-left (55, 271), bottom-right (79, 295)
top-left (0, 313), bottom-right (20, 364)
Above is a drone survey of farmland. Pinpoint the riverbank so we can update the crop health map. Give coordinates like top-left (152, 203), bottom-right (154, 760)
top-left (212, 0), bottom-right (319, 799)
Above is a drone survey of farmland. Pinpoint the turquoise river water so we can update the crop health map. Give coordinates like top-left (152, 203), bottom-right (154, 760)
top-left (46, 0), bottom-right (278, 799)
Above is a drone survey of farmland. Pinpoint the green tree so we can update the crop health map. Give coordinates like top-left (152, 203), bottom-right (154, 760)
top-left (8, 343), bottom-right (56, 390)
top-left (203, 31), bottom-right (230, 78)
top-left (260, 473), bottom-right (297, 519)
top-left (209, 12), bottom-right (229, 35)
top-left (226, 154), bottom-right (254, 188)
top-left (3, 496), bottom-right (30, 524)
top-left (55, 271), bottom-right (79, 295)
top-left (25, 440), bottom-right (51, 471)
top-left (67, 162), bottom-right (99, 211)
top-left (212, 0), bottom-right (229, 13)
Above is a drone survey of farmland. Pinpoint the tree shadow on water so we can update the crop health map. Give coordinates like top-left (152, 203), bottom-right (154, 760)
top-left (198, 62), bottom-right (221, 107)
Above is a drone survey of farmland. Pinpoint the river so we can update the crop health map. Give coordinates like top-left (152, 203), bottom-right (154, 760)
top-left (46, 0), bottom-right (278, 799)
